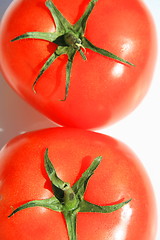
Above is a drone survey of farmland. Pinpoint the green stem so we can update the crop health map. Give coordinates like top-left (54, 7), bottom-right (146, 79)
top-left (11, 0), bottom-right (134, 100)
top-left (63, 186), bottom-right (79, 211)
top-left (8, 149), bottom-right (131, 240)
top-left (63, 210), bottom-right (77, 240)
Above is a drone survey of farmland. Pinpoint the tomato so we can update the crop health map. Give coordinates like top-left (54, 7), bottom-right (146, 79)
top-left (0, 127), bottom-right (157, 239)
top-left (0, 0), bottom-right (157, 129)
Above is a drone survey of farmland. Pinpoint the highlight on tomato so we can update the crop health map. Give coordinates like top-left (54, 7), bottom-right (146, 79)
top-left (0, 128), bottom-right (157, 239)
top-left (0, 0), bottom-right (157, 129)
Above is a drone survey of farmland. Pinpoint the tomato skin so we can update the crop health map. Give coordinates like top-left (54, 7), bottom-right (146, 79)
top-left (0, 0), bottom-right (157, 129)
top-left (0, 128), bottom-right (157, 240)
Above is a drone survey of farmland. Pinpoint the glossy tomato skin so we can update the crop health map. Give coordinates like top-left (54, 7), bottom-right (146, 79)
top-left (0, 0), bottom-right (157, 129)
top-left (0, 128), bottom-right (157, 239)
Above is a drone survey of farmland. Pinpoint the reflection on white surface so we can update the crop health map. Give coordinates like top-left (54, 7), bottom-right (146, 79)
top-left (19, 131), bottom-right (27, 135)
top-left (114, 204), bottom-right (133, 240)
top-left (0, 74), bottom-right (56, 149)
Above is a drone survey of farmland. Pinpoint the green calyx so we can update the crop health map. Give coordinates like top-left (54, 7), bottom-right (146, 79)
top-left (8, 149), bottom-right (131, 240)
top-left (11, 0), bottom-right (134, 101)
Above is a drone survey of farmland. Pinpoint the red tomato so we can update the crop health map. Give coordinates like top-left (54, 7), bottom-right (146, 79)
top-left (0, 0), bottom-right (157, 129)
top-left (0, 128), bottom-right (157, 239)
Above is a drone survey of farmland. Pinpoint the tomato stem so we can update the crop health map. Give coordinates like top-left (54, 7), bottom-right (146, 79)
top-left (63, 210), bottom-right (77, 240)
top-left (8, 149), bottom-right (131, 240)
top-left (11, 0), bottom-right (134, 100)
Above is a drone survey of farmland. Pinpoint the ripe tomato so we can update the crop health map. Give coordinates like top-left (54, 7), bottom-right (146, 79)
top-left (0, 0), bottom-right (157, 129)
top-left (0, 128), bottom-right (157, 239)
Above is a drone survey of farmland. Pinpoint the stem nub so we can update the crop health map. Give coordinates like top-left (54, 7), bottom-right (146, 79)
top-left (64, 32), bottom-right (81, 49)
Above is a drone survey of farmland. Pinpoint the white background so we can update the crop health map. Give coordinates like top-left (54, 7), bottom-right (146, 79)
top-left (0, 0), bottom-right (160, 238)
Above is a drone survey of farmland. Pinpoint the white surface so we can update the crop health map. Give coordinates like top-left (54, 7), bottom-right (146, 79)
top-left (0, 0), bottom-right (160, 238)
